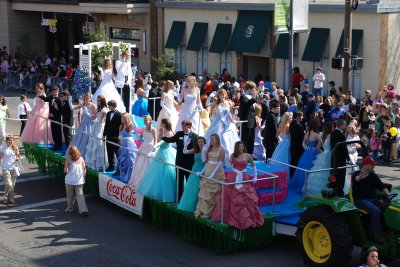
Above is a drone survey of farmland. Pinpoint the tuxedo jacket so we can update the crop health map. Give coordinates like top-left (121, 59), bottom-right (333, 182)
top-left (39, 95), bottom-right (62, 120)
top-left (60, 100), bottom-right (73, 126)
top-left (162, 131), bottom-right (198, 167)
top-left (263, 111), bottom-right (278, 146)
top-left (330, 129), bottom-right (350, 165)
top-left (289, 119), bottom-right (305, 155)
top-left (239, 93), bottom-right (256, 128)
top-left (103, 110), bottom-right (122, 141)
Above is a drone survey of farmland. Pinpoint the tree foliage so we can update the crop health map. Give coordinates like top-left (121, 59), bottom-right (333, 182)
top-left (152, 50), bottom-right (180, 81)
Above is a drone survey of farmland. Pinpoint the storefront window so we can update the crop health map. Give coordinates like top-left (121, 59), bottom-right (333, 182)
top-left (197, 47), bottom-right (208, 76)
top-left (175, 46), bottom-right (186, 75)
top-left (220, 50), bottom-right (232, 74)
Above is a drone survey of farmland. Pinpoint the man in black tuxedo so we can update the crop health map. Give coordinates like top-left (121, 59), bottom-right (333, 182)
top-left (39, 86), bottom-right (62, 151)
top-left (161, 120), bottom-right (198, 200)
top-left (289, 110), bottom-right (305, 176)
top-left (263, 99), bottom-right (280, 160)
top-left (239, 81), bottom-right (257, 154)
top-left (103, 100), bottom-right (122, 172)
top-left (147, 81), bottom-right (162, 120)
top-left (330, 119), bottom-right (350, 197)
top-left (60, 90), bottom-right (75, 148)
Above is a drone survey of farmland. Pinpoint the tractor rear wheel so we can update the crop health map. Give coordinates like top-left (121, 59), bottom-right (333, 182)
top-left (296, 205), bottom-right (352, 267)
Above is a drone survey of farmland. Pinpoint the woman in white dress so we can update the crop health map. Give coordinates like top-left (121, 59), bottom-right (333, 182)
top-left (175, 76), bottom-right (204, 136)
top-left (204, 89), bottom-right (239, 164)
top-left (85, 95), bottom-right (108, 171)
top-left (346, 124), bottom-right (360, 174)
top-left (156, 80), bottom-right (179, 132)
top-left (93, 59), bottom-right (126, 113)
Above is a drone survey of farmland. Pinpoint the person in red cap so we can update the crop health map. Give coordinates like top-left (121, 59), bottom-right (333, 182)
top-left (351, 156), bottom-right (393, 243)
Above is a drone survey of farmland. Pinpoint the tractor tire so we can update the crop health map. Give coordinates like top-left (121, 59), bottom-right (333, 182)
top-left (296, 205), bottom-right (353, 267)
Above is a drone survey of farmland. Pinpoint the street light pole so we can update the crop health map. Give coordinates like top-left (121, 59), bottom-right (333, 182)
top-left (288, 0), bottom-right (294, 90)
top-left (342, 0), bottom-right (352, 91)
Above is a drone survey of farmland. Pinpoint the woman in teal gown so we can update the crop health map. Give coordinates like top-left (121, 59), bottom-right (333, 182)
top-left (177, 136), bottom-right (207, 212)
top-left (290, 118), bottom-right (322, 194)
top-left (137, 118), bottom-right (177, 202)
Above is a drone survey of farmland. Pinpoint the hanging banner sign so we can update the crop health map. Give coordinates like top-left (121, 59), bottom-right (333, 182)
top-left (293, 0), bottom-right (309, 32)
top-left (79, 54), bottom-right (90, 74)
top-left (274, 0), bottom-right (290, 34)
top-left (99, 174), bottom-right (144, 216)
top-left (41, 19), bottom-right (58, 27)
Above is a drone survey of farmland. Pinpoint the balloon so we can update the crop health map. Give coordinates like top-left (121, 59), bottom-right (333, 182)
top-left (389, 127), bottom-right (398, 137)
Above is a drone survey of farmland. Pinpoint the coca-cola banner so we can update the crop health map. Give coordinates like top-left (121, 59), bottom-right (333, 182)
top-left (99, 174), bottom-right (144, 216)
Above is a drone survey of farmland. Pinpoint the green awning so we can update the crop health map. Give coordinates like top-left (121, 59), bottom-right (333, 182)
top-left (165, 21), bottom-right (186, 49)
top-left (209, 23), bottom-right (232, 53)
top-left (228, 11), bottom-right (272, 53)
top-left (335, 29), bottom-right (363, 57)
top-left (271, 33), bottom-right (298, 59)
top-left (301, 28), bottom-right (330, 62)
top-left (186, 22), bottom-right (208, 51)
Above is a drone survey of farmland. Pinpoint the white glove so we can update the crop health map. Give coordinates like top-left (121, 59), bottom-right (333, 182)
top-left (196, 165), bottom-right (206, 177)
top-left (68, 95), bottom-right (72, 102)
top-left (183, 137), bottom-right (191, 154)
top-left (160, 100), bottom-right (172, 116)
top-left (302, 143), bottom-right (308, 150)
top-left (208, 161), bottom-right (223, 180)
top-left (201, 144), bottom-right (208, 162)
top-left (252, 166), bottom-right (257, 183)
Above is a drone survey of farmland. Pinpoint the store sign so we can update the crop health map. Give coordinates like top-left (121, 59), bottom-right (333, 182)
top-left (99, 174), bottom-right (144, 216)
top-left (110, 27), bottom-right (141, 41)
top-left (41, 19), bottom-right (58, 27)
top-left (82, 22), bottom-right (95, 35)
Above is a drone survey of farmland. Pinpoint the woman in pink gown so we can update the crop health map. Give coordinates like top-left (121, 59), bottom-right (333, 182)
top-left (21, 83), bottom-right (53, 144)
top-left (212, 141), bottom-right (264, 230)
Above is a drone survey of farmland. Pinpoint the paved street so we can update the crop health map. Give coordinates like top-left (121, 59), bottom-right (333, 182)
top-left (0, 87), bottom-right (399, 267)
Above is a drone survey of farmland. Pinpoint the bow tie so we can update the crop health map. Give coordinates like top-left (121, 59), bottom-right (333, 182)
top-left (184, 133), bottom-right (189, 136)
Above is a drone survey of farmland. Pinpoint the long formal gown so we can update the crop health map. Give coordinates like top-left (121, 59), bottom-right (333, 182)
top-left (137, 142), bottom-right (177, 202)
top-left (178, 153), bottom-right (205, 212)
top-left (204, 105), bottom-right (239, 164)
top-left (132, 94), bottom-right (149, 117)
top-left (156, 92), bottom-right (179, 132)
top-left (118, 129), bottom-right (138, 183)
top-left (252, 124), bottom-right (266, 162)
top-left (212, 158), bottom-right (264, 230)
top-left (194, 150), bottom-right (225, 218)
top-left (21, 95), bottom-right (54, 144)
top-left (85, 107), bottom-right (108, 170)
top-left (68, 105), bottom-right (95, 157)
top-left (304, 136), bottom-right (331, 195)
top-left (290, 140), bottom-right (319, 194)
top-left (176, 91), bottom-right (204, 136)
top-left (270, 133), bottom-right (291, 172)
top-left (128, 129), bottom-right (154, 188)
top-left (93, 68), bottom-right (126, 113)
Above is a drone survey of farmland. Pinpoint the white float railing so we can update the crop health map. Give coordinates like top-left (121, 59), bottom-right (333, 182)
top-left (12, 113), bottom-right (280, 225)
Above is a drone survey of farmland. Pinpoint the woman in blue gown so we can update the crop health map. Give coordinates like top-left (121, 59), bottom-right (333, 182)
top-left (270, 112), bottom-right (292, 173)
top-left (178, 136), bottom-right (207, 212)
top-left (290, 118), bottom-right (322, 194)
top-left (132, 79), bottom-right (150, 117)
top-left (303, 122), bottom-right (333, 195)
top-left (67, 93), bottom-right (96, 156)
top-left (118, 113), bottom-right (138, 183)
top-left (137, 118), bottom-right (177, 202)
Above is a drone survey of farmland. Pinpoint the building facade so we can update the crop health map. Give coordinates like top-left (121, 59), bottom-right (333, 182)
top-left (157, 0), bottom-right (400, 98)
top-left (0, 0), bottom-right (156, 71)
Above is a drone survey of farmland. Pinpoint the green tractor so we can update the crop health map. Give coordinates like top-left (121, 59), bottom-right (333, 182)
top-left (294, 141), bottom-right (400, 266)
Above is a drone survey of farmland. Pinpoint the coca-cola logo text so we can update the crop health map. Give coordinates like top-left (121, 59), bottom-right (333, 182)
top-left (106, 179), bottom-right (137, 207)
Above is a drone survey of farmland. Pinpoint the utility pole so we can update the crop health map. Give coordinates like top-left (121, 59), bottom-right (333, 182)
top-left (288, 0), bottom-right (294, 90)
top-left (342, 0), bottom-right (352, 91)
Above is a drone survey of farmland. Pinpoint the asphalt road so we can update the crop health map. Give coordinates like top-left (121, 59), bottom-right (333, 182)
top-left (0, 87), bottom-right (399, 267)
